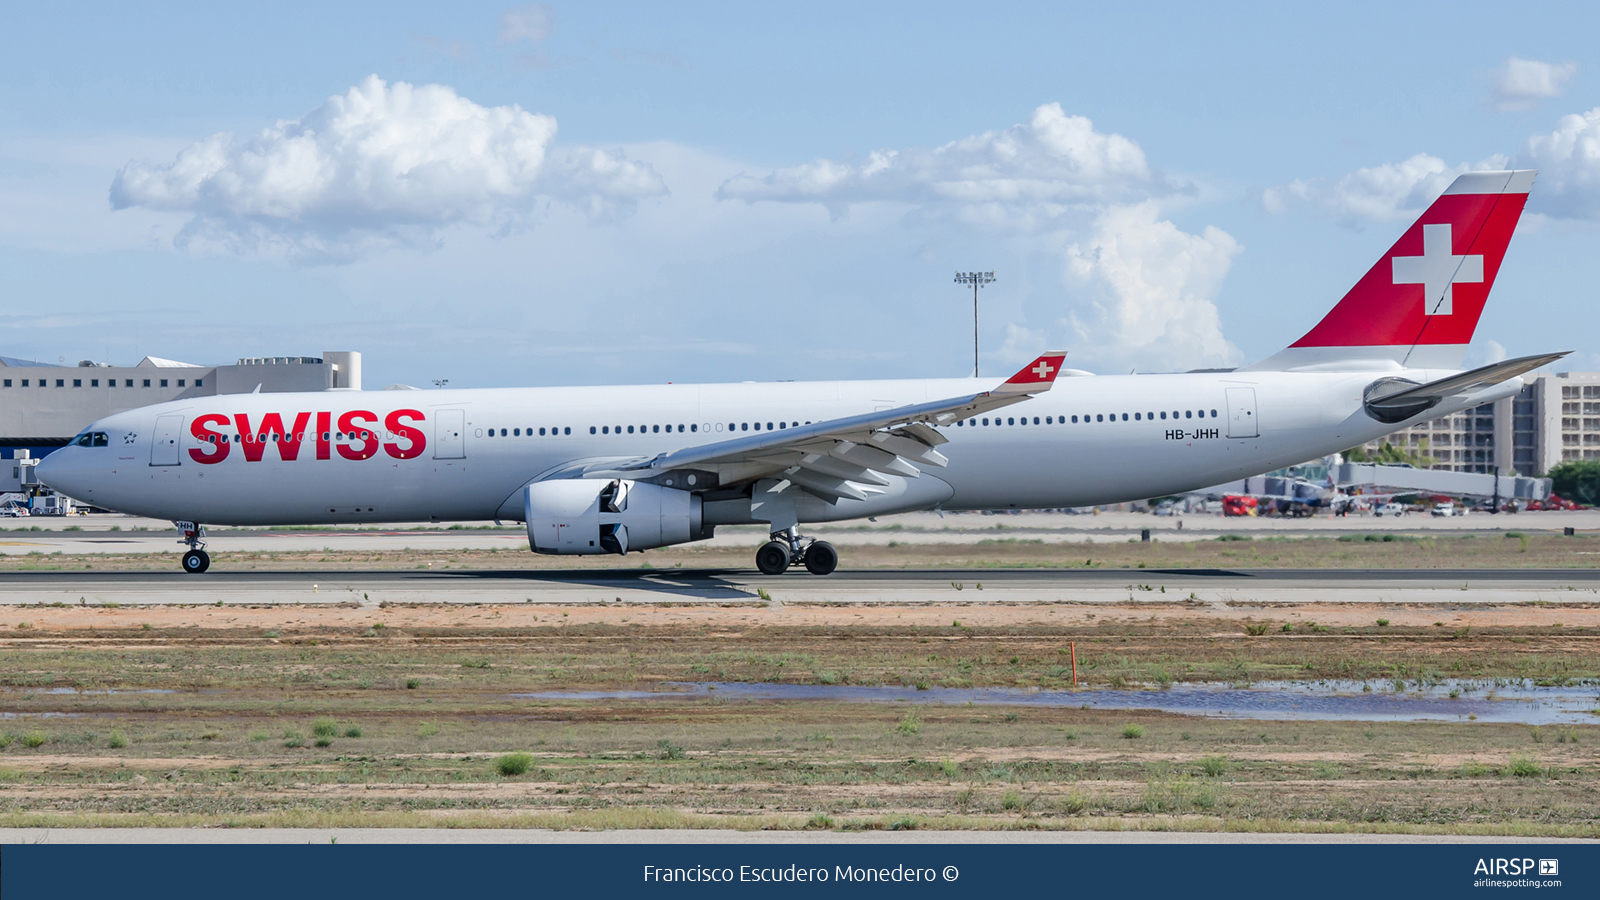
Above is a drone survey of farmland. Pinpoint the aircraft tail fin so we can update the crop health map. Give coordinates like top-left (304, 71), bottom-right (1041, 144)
top-left (1242, 170), bottom-right (1535, 372)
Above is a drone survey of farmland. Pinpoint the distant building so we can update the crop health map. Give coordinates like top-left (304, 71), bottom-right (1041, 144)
top-left (1360, 371), bottom-right (1600, 476)
top-left (1, 351), bottom-right (361, 457)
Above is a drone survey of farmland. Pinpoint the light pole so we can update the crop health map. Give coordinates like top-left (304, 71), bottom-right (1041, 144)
top-left (954, 271), bottom-right (995, 376)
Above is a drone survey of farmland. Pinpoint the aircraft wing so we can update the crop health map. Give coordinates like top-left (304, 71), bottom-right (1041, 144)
top-left (556, 353), bottom-right (1067, 502)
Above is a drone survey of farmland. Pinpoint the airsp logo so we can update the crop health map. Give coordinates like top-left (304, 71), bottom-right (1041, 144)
top-left (1474, 858), bottom-right (1549, 876)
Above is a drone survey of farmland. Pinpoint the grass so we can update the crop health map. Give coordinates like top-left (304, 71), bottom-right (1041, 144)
top-left (312, 718), bottom-right (338, 738)
top-left (495, 752), bottom-right (533, 776)
top-left (1507, 756), bottom-right (1542, 778)
top-left (0, 599), bottom-right (1595, 837)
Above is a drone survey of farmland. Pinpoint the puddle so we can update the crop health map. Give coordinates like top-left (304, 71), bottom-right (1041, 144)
top-left (0, 712), bottom-right (85, 719)
top-left (2, 688), bottom-right (174, 695)
top-left (509, 680), bottom-right (1600, 725)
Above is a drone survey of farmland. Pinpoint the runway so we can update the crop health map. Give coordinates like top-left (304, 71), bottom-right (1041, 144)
top-left (3, 566), bottom-right (1597, 607)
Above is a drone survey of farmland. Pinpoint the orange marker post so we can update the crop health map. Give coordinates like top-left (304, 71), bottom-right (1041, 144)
top-left (1070, 641), bottom-right (1077, 686)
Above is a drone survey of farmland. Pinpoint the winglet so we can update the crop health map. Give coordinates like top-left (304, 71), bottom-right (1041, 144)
top-left (993, 352), bottom-right (1068, 395)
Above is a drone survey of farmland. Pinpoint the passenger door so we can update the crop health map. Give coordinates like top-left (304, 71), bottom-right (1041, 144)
top-left (433, 409), bottom-right (465, 459)
top-left (150, 414), bottom-right (183, 466)
top-left (1225, 387), bottom-right (1259, 439)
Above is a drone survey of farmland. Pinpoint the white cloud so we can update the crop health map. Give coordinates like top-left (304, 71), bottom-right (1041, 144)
top-left (1517, 107), bottom-right (1600, 220)
top-left (1061, 202), bottom-right (1241, 371)
top-left (717, 103), bottom-right (1174, 228)
top-left (498, 4), bottom-right (554, 44)
top-left (1491, 57), bottom-right (1577, 112)
top-left (109, 76), bottom-right (665, 262)
top-left (1262, 153), bottom-right (1515, 225)
top-left (1461, 339), bottom-right (1508, 369)
top-left (719, 104), bottom-right (1238, 371)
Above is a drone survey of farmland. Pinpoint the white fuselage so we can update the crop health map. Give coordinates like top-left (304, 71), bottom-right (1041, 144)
top-left (36, 368), bottom-right (1511, 529)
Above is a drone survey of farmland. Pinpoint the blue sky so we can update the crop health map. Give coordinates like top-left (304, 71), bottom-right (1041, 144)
top-left (2, 2), bottom-right (1597, 389)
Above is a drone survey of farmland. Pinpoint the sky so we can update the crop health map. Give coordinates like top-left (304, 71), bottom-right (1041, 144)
top-left (2, 1), bottom-right (1598, 390)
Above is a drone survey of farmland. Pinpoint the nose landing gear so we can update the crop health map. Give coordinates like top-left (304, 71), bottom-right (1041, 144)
top-left (175, 520), bottom-right (210, 573)
top-left (754, 527), bottom-right (837, 576)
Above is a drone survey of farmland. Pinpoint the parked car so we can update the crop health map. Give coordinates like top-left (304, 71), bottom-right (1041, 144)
top-left (0, 504), bottom-right (27, 518)
top-left (1431, 503), bottom-right (1456, 517)
top-left (1375, 503), bottom-right (1407, 517)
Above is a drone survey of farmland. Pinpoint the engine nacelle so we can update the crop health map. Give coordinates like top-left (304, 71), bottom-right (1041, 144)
top-left (524, 479), bottom-right (704, 555)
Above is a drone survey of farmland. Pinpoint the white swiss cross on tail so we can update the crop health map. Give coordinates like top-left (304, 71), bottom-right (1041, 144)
top-left (1391, 223), bottom-right (1483, 317)
top-left (994, 352), bottom-right (1068, 395)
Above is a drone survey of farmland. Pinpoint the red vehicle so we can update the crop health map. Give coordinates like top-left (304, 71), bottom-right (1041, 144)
top-left (1222, 495), bottom-right (1259, 517)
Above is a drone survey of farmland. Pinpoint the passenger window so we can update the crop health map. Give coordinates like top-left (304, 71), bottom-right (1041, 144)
top-left (501, 428), bottom-right (508, 436)
top-left (1071, 415), bottom-right (1078, 423)
top-left (981, 418), bottom-right (989, 426)
top-left (766, 422), bottom-right (773, 430)
top-left (1134, 413), bottom-right (1141, 420)
top-left (1185, 410), bottom-right (1193, 419)
top-left (741, 423), bottom-right (749, 431)
top-left (626, 426), bottom-right (633, 434)
top-left (1210, 409), bottom-right (1218, 417)
top-left (1007, 417), bottom-right (1014, 426)
top-left (1094, 414), bottom-right (1101, 422)
top-left (691, 424), bottom-right (698, 432)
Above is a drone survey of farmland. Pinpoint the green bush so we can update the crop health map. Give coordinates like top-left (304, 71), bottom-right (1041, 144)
top-left (1548, 459), bottom-right (1600, 506)
top-left (1200, 756), bottom-right (1229, 777)
top-left (107, 731), bottom-right (128, 749)
top-left (1507, 756), bottom-right (1541, 778)
top-left (1121, 724), bottom-right (1145, 740)
top-left (495, 752), bottom-right (533, 776)
top-left (21, 732), bottom-right (47, 748)
top-left (896, 712), bottom-right (922, 736)
top-left (406, 678), bottom-right (420, 690)
top-left (344, 726), bottom-right (363, 738)
top-left (804, 813), bottom-right (835, 830)
top-left (657, 739), bottom-right (686, 760)
top-left (312, 718), bottom-right (338, 737)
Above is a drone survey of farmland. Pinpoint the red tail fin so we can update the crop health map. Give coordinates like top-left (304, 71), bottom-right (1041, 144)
top-left (1248, 170), bottom-right (1534, 371)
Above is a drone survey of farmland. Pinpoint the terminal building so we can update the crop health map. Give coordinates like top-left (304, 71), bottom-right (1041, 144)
top-left (1, 351), bottom-right (362, 459)
top-left (1358, 371), bottom-right (1600, 476)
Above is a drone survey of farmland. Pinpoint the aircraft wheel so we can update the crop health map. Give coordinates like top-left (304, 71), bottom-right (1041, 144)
top-left (803, 540), bottom-right (838, 576)
top-left (182, 549), bottom-right (210, 574)
top-left (755, 541), bottom-right (790, 575)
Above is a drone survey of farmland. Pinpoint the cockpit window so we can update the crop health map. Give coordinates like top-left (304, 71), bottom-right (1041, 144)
top-left (74, 432), bottom-right (109, 447)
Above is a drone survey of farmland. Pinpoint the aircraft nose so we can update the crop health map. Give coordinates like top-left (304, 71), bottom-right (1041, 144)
top-left (33, 449), bottom-right (76, 493)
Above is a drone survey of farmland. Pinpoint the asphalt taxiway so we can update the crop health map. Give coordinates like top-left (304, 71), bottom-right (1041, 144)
top-left (1, 566), bottom-right (1596, 607)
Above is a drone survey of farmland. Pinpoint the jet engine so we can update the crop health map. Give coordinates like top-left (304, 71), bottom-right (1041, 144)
top-left (524, 479), bottom-right (705, 555)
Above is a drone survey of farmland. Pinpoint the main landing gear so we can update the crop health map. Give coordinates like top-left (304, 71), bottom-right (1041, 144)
top-left (177, 521), bottom-right (210, 574)
top-left (755, 526), bottom-right (838, 576)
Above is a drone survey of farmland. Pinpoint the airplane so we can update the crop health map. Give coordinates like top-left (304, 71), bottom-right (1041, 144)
top-left (38, 169), bottom-right (1565, 575)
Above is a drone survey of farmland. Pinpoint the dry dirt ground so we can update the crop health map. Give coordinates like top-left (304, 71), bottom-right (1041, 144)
top-left (1, 592), bottom-right (1597, 837)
